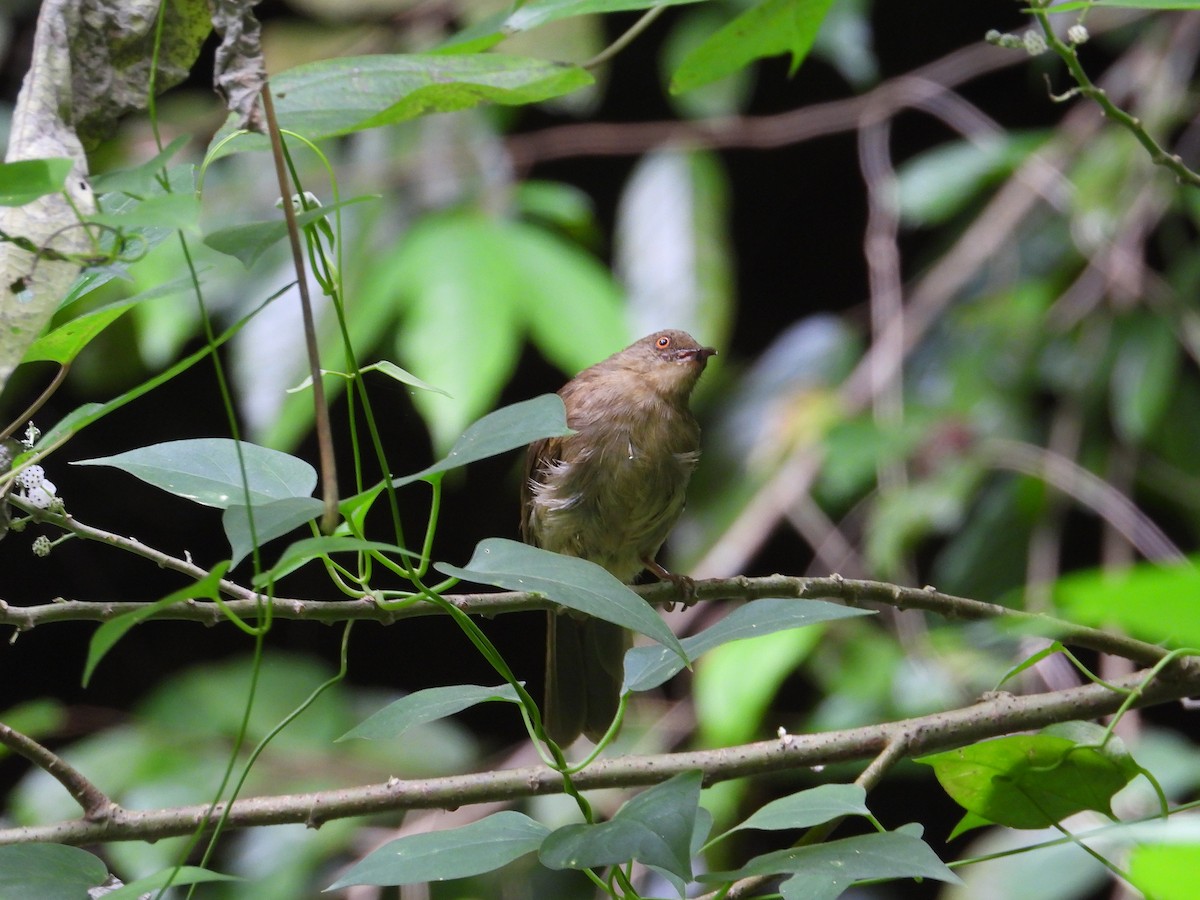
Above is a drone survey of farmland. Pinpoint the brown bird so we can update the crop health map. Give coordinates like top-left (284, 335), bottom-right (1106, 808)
top-left (521, 329), bottom-right (716, 745)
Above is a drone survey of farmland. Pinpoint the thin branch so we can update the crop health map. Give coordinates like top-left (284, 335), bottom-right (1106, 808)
top-left (0, 721), bottom-right (113, 821)
top-left (1031, 4), bottom-right (1200, 188)
top-left (1, 665), bottom-right (1194, 848)
top-left (582, 4), bottom-right (669, 71)
top-left (260, 84), bottom-right (339, 534)
top-left (0, 573), bottom-right (1176, 670)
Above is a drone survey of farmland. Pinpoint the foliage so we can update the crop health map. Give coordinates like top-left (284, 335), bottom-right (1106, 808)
top-left (1, 1), bottom-right (1200, 899)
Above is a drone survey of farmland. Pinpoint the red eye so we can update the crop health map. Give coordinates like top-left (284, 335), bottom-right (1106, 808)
top-left (656, 335), bottom-right (671, 349)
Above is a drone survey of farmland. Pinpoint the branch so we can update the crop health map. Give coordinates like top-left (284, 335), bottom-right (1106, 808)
top-left (0, 574), bottom-right (1174, 667)
top-left (0, 721), bottom-right (113, 821)
top-left (1, 665), bottom-right (1194, 847)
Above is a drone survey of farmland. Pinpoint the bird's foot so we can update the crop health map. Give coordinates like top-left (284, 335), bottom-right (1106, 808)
top-left (643, 558), bottom-right (697, 610)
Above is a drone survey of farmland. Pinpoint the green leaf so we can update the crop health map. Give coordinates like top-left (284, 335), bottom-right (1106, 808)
top-left (0, 844), bottom-right (108, 899)
top-left (215, 55), bottom-right (592, 148)
top-left (339, 684), bottom-right (522, 741)
top-left (367, 360), bottom-right (452, 396)
top-left (73, 439), bottom-right (317, 509)
top-left (540, 771), bottom-right (703, 880)
top-left (728, 784), bottom-right (871, 835)
top-left (223, 496), bottom-right (325, 567)
top-left (436, 538), bottom-right (688, 664)
top-left (384, 212), bottom-right (525, 451)
top-left (103, 866), bottom-right (240, 900)
top-left (917, 726), bottom-right (1139, 829)
top-left (84, 563), bottom-right (229, 687)
top-left (504, 0), bottom-right (708, 32)
top-left (88, 192), bottom-right (200, 232)
top-left (896, 132), bottom-right (1050, 227)
top-left (1043, 0), bottom-right (1200, 10)
top-left (1051, 557), bottom-right (1200, 647)
top-left (701, 827), bottom-right (961, 896)
top-left (624, 597), bottom-right (871, 692)
top-left (1111, 312), bottom-right (1180, 443)
top-left (202, 195), bottom-right (377, 268)
top-left (90, 136), bottom-right (190, 196)
top-left (0, 158), bottom-right (73, 206)
top-left (21, 301), bottom-right (135, 365)
top-left (1129, 843), bottom-right (1200, 900)
top-left (327, 811), bottom-right (549, 888)
top-left (394, 394), bottom-right (573, 487)
top-left (252, 535), bottom-right (418, 587)
top-left (671, 0), bottom-right (836, 94)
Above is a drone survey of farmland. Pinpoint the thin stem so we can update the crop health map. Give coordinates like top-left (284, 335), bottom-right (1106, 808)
top-left (583, 4), bottom-right (669, 71)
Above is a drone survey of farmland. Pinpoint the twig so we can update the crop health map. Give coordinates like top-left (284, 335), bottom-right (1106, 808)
top-left (0, 721), bottom-right (113, 821)
top-left (0, 665), bottom-right (1194, 848)
top-left (0, 572), bottom-right (1177, 670)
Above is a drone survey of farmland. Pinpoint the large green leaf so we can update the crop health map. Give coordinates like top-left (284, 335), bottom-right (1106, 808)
top-left (223, 496), bottom-right (325, 567)
top-left (214, 55), bottom-right (592, 148)
top-left (623, 597), bottom-right (871, 691)
top-left (0, 844), bottom-right (108, 899)
top-left (0, 158), bottom-right (72, 206)
top-left (436, 538), bottom-right (688, 664)
top-left (21, 302), bottom-right (136, 365)
top-left (203, 195), bottom-right (377, 268)
top-left (1051, 557), bottom-right (1200, 647)
top-left (103, 866), bottom-right (240, 900)
top-left (671, 0), bottom-right (836, 94)
top-left (918, 724), bottom-right (1139, 829)
top-left (540, 771), bottom-right (703, 880)
top-left (1111, 312), bottom-right (1180, 444)
top-left (394, 394), bottom-right (573, 487)
top-left (727, 783), bottom-right (871, 835)
top-left (1044, 0), bottom-right (1200, 10)
top-left (74, 439), bottom-right (317, 509)
top-left (327, 811), bottom-right (549, 888)
top-left (701, 826), bottom-right (961, 898)
top-left (338, 684), bottom-right (522, 741)
top-left (90, 136), bottom-right (190, 197)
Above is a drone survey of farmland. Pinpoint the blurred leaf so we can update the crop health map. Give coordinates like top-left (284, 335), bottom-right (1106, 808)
top-left (616, 149), bottom-right (734, 346)
top-left (727, 783), bottom-right (870, 835)
top-left (0, 701), bottom-right (67, 761)
top-left (437, 538), bottom-right (688, 664)
top-left (1045, 0), bottom-right (1200, 9)
top-left (504, 0), bottom-right (706, 31)
top-left (671, 0), bottom-right (836, 94)
top-left (89, 192), bottom-right (200, 232)
top-left (624, 597), bottom-right (871, 691)
top-left (1129, 843), bottom-right (1200, 900)
top-left (514, 180), bottom-right (599, 243)
top-left (83, 563), bottom-right (229, 687)
top-left (701, 825), bottom-right (960, 895)
top-left (90, 136), bottom-right (190, 196)
top-left (540, 771), bottom-right (702, 880)
top-left (74, 438), bottom-right (317, 509)
top-left (386, 212), bottom-right (524, 451)
top-left (896, 133), bottom-right (1049, 227)
top-left (21, 301), bottom-right (135, 364)
top-left (203, 195), bottom-right (376, 268)
top-left (0, 844), bottom-right (107, 899)
top-left (1051, 558), bottom-right (1200, 646)
top-left (695, 627), bottom-right (820, 746)
top-left (0, 158), bottom-right (72, 206)
top-left (104, 867), bottom-right (240, 899)
top-left (339, 684), bottom-right (522, 742)
top-left (328, 811), bottom-right (549, 888)
top-left (1111, 312), bottom-right (1180, 444)
top-left (918, 724), bottom-right (1139, 828)
top-left (223, 496), bottom-right (325, 567)
top-left (214, 55), bottom-right (593, 149)
top-left (661, 6), bottom-right (756, 118)
top-left (394, 394), bottom-right (572, 487)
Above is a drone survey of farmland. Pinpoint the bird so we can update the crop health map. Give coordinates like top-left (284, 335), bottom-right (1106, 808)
top-left (521, 329), bottom-right (716, 745)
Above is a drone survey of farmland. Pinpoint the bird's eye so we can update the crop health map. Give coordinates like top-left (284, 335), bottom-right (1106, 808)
top-left (656, 335), bottom-right (671, 349)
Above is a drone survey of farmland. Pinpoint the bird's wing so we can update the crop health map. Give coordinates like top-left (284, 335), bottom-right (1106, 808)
top-left (520, 433), bottom-right (565, 544)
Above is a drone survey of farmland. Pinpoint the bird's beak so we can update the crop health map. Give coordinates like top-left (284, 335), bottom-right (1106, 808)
top-left (682, 346), bottom-right (717, 364)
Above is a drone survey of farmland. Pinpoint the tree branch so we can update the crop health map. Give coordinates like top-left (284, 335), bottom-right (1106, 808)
top-left (0, 721), bottom-right (113, 821)
top-left (0, 665), bottom-right (1194, 847)
top-left (0, 573), bottom-right (1174, 668)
